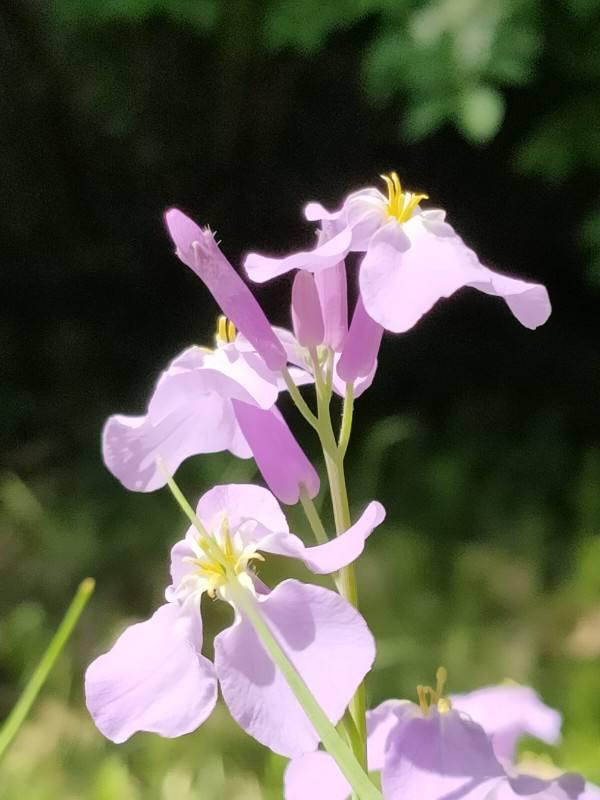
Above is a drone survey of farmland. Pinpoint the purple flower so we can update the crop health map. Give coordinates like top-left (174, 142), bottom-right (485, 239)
top-left (102, 333), bottom-right (279, 492)
top-left (85, 484), bottom-right (384, 756)
top-left (245, 173), bottom-right (551, 334)
top-left (285, 700), bottom-right (583, 800)
top-left (450, 683), bottom-right (562, 763)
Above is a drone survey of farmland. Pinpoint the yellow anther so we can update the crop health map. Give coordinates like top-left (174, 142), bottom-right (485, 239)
top-left (415, 666), bottom-right (451, 715)
top-left (435, 666), bottom-right (447, 698)
top-left (380, 171), bottom-right (428, 223)
top-left (215, 315), bottom-right (237, 345)
top-left (227, 319), bottom-right (236, 342)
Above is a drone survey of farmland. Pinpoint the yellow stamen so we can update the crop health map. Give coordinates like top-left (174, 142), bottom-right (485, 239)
top-left (380, 171), bottom-right (428, 223)
top-left (415, 666), bottom-right (452, 715)
top-left (215, 315), bottom-right (237, 346)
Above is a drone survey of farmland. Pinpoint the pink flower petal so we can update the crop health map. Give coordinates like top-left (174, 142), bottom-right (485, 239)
top-left (196, 483), bottom-right (289, 534)
top-left (337, 295), bottom-right (384, 382)
top-left (450, 684), bottom-right (562, 763)
top-left (360, 217), bottom-right (551, 333)
top-left (314, 261), bottom-right (348, 352)
top-left (85, 603), bottom-right (217, 743)
top-left (232, 402), bottom-right (320, 504)
top-left (214, 579), bottom-right (375, 757)
top-left (256, 500), bottom-right (385, 574)
top-left (367, 699), bottom-right (410, 771)
top-left (285, 751), bottom-right (351, 800)
top-left (382, 704), bottom-right (505, 800)
top-left (292, 271), bottom-right (325, 347)
top-left (102, 345), bottom-right (280, 492)
top-left (244, 226), bottom-right (353, 283)
top-left (164, 208), bottom-right (286, 370)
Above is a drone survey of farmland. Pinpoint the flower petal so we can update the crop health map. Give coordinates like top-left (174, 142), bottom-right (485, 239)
top-left (244, 226), bottom-right (353, 283)
top-left (367, 699), bottom-right (410, 771)
top-left (256, 500), bottom-right (385, 574)
top-left (85, 603), bottom-right (217, 743)
top-left (214, 579), bottom-right (375, 757)
top-left (451, 684), bottom-right (562, 763)
top-left (314, 261), bottom-right (348, 352)
top-left (285, 751), bottom-right (351, 800)
top-left (196, 483), bottom-right (289, 534)
top-left (382, 704), bottom-right (505, 800)
top-left (165, 209), bottom-right (287, 370)
top-left (232, 402), bottom-right (320, 504)
top-left (337, 295), bottom-right (384, 383)
top-left (292, 271), bottom-right (325, 347)
top-left (360, 216), bottom-right (550, 333)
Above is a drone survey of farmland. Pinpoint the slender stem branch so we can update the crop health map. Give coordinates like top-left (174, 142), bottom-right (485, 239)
top-left (299, 485), bottom-right (329, 545)
top-left (228, 580), bottom-right (382, 800)
top-left (0, 578), bottom-right (95, 761)
top-left (338, 383), bottom-right (355, 459)
top-left (282, 368), bottom-right (320, 431)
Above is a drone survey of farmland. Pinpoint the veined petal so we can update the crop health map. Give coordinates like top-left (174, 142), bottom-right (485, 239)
top-left (360, 216), bottom-right (551, 333)
top-left (232, 402), bottom-right (320, 504)
top-left (450, 684), bottom-right (562, 763)
top-left (196, 483), bottom-right (289, 535)
top-left (382, 704), bottom-right (505, 800)
top-left (285, 751), bottom-right (351, 800)
top-left (164, 208), bottom-right (287, 371)
top-left (244, 226), bottom-right (353, 283)
top-left (256, 500), bottom-right (385, 574)
top-left (85, 603), bottom-right (217, 743)
top-left (214, 579), bottom-right (375, 757)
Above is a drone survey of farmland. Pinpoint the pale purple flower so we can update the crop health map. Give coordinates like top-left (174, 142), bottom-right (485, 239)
top-left (245, 173), bottom-right (551, 334)
top-left (85, 484), bottom-right (384, 756)
top-left (285, 700), bottom-right (583, 800)
top-left (232, 401), bottom-right (320, 504)
top-left (292, 270), bottom-right (325, 348)
top-left (165, 208), bottom-right (286, 371)
top-left (451, 684), bottom-right (562, 763)
top-left (102, 335), bottom-right (278, 492)
top-left (314, 261), bottom-right (348, 352)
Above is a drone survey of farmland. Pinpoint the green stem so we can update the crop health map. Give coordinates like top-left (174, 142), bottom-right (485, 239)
top-left (227, 579), bottom-right (382, 800)
top-left (299, 485), bottom-right (329, 545)
top-left (311, 356), bottom-right (368, 773)
top-left (282, 368), bottom-right (320, 431)
top-left (338, 383), bottom-right (354, 459)
top-left (0, 577), bottom-right (95, 761)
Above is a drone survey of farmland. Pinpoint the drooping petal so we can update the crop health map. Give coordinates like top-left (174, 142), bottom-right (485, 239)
top-left (214, 579), bottom-right (375, 757)
top-left (292, 271), bottom-right (325, 347)
top-left (244, 226), bottom-right (354, 283)
top-left (366, 699), bottom-right (410, 771)
top-left (255, 500), bottom-right (385, 574)
top-left (85, 603), bottom-right (217, 743)
top-left (360, 215), bottom-right (551, 333)
top-left (337, 295), bottom-right (384, 383)
top-left (196, 483), bottom-right (289, 534)
top-left (451, 684), bottom-right (562, 763)
top-left (382, 704), bottom-right (505, 800)
top-left (102, 354), bottom-right (250, 493)
top-left (314, 261), bottom-right (348, 351)
top-left (285, 751), bottom-right (351, 800)
top-left (164, 208), bottom-right (287, 371)
top-left (232, 401), bottom-right (320, 504)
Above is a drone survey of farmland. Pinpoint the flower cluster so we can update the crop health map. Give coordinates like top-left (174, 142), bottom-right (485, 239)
top-left (84, 175), bottom-right (590, 800)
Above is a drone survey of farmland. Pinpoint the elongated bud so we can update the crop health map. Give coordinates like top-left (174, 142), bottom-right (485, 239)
top-left (232, 401), bottom-right (320, 505)
top-left (164, 208), bottom-right (287, 371)
top-left (314, 261), bottom-right (348, 352)
top-left (291, 271), bottom-right (325, 348)
top-left (337, 295), bottom-right (384, 382)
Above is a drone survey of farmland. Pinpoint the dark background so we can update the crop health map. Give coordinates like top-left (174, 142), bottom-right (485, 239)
top-left (1, 2), bottom-right (600, 797)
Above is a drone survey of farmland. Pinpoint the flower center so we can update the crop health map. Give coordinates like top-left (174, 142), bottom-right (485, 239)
top-left (183, 515), bottom-right (264, 600)
top-left (215, 314), bottom-right (237, 347)
top-left (416, 666), bottom-right (452, 715)
top-left (381, 171), bottom-right (428, 223)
